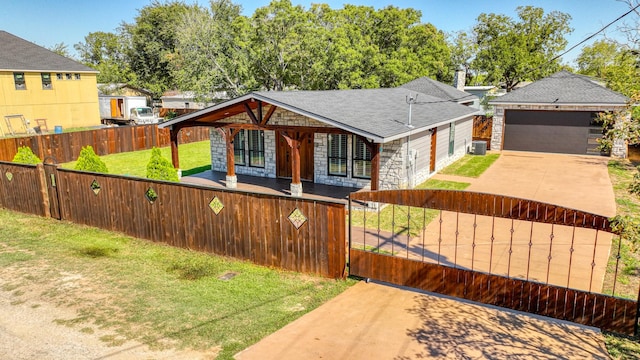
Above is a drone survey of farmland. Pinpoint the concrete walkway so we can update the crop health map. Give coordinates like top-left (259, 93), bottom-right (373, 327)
top-left (235, 282), bottom-right (610, 360)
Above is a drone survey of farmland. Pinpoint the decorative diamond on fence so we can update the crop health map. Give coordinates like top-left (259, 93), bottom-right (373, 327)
top-left (145, 187), bottom-right (158, 204)
top-left (288, 208), bottom-right (307, 229)
top-left (90, 179), bottom-right (101, 195)
top-left (5, 172), bottom-right (13, 182)
top-left (209, 196), bottom-right (224, 215)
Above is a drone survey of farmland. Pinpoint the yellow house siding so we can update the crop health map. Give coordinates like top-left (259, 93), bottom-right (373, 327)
top-left (0, 71), bottom-right (100, 134)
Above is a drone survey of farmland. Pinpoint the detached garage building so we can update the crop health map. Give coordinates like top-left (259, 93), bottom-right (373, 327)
top-left (489, 71), bottom-right (628, 156)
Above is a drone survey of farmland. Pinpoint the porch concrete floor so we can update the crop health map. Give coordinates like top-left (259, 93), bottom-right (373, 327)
top-left (181, 170), bottom-right (357, 203)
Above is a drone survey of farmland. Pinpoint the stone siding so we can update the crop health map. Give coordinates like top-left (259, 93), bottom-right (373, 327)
top-left (209, 108), bottom-right (471, 189)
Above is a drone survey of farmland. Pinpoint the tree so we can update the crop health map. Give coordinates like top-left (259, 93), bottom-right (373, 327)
top-left (449, 31), bottom-right (477, 84)
top-left (122, 1), bottom-right (197, 97)
top-left (12, 146), bottom-right (40, 164)
top-left (74, 31), bottom-right (134, 84)
top-left (146, 147), bottom-right (179, 181)
top-left (75, 146), bottom-right (108, 173)
top-left (472, 6), bottom-right (572, 91)
top-left (576, 40), bottom-right (640, 97)
top-left (173, 0), bottom-right (251, 100)
top-left (47, 43), bottom-right (72, 58)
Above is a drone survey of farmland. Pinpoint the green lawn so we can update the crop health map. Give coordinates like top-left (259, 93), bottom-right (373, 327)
top-left (602, 160), bottom-right (640, 357)
top-left (351, 179), bottom-right (470, 237)
top-left (61, 140), bottom-right (211, 177)
top-left (439, 153), bottom-right (500, 177)
top-left (0, 208), bottom-right (353, 359)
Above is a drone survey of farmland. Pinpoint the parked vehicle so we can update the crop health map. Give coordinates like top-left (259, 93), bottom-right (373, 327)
top-left (99, 96), bottom-right (162, 125)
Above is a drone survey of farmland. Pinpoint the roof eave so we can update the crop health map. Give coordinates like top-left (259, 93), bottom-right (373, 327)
top-left (489, 101), bottom-right (627, 107)
top-left (381, 111), bottom-right (479, 143)
top-left (0, 68), bottom-right (99, 74)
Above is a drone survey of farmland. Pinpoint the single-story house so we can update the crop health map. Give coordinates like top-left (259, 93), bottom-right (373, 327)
top-left (488, 71), bottom-right (629, 156)
top-left (159, 87), bottom-right (479, 196)
top-left (160, 90), bottom-right (227, 110)
top-left (97, 83), bottom-right (153, 98)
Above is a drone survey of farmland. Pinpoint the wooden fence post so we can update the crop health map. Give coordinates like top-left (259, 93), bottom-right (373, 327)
top-left (36, 163), bottom-right (51, 218)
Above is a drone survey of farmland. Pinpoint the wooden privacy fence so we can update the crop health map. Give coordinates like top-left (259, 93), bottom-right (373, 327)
top-left (472, 115), bottom-right (492, 150)
top-left (0, 161), bottom-right (346, 278)
top-left (0, 124), bottom-right (210, 163)
top-left (349, 189), bottom-right (639, 336)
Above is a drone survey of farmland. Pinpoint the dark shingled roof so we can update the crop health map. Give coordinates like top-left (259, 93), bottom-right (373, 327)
top-left (161, 88), bottom-right (478, 142)
top-left (0, 31), bottom-right (97, 73)
top-left (489, 71), bottom-right (628, 105)
top-left (400, 77), bottom-right (477, 104)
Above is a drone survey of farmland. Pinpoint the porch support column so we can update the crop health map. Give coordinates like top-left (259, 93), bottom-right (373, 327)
top-left (370, 143), bottom-right (380, 191)
top-left (170, 126), bottom-right (180, 170)
top-left (281, 132), bottom-right (304, 197)
top-left (223, 127), bottom-right (238, 189)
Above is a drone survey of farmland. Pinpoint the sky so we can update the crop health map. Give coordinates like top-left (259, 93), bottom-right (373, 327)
top-left (0, 0), bottom-right (636, 64)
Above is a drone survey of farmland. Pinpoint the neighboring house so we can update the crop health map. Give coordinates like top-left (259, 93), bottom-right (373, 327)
top-left (464, 85), bottom-right (502, 115)
top-left (0, 31), bottom-right (100, 134)
top-left (489, 71), bottom-right (629, 156)
top-left (159, 87), bottom-right (478, 196)
top-left (160, 91), bottom-right (227, 110)
top-left (401, 76), bottom-right (478, 107)
top-left (97, 83), bottom-right (152, 98)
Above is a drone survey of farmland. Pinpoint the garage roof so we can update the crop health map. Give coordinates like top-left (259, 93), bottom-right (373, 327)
top-left (160, 88), bottom-right (478, 143)
top-left (489, 71), bottom-right (628, 106)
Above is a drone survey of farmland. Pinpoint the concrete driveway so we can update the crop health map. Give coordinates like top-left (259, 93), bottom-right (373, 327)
top-left (235, 151), bottom-right (616, 359)
top-left (438, 151), bottom-right (616, 217)
top-left (235, 282), bottom-right (610, 360)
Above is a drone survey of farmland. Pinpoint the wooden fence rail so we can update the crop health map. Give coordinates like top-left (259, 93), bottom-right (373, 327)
top-left (0, 125), bottom-right (210, 163)
top-left (0, 161), bottom-right (346, 278)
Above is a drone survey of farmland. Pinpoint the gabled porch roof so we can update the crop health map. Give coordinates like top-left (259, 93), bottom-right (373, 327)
top-left (159, 88), bottom-right (478, 143)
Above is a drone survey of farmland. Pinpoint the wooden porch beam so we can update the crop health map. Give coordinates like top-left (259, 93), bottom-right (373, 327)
top-left (370, 143), bottom-right (380, 191)
top-left (213, 122), bottom-right (352, 135)
top-left (280, 131), bottom-right (303, 195)
top-left (262, 105), bottom-right (277, 125)
top-left (243, 103), bottom-right (259, 124)
top-left (360, 137), bottom-right (380, 191)
top-left (170, 126), bottom-right (180, 169)
top-left (221, 127), bottom-right (242, 178)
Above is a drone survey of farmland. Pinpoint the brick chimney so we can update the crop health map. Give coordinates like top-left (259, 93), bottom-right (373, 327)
top-left (453, 68), bottom-right (466, 91)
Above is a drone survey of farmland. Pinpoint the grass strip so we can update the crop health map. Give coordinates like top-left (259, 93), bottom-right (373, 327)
top-left (0, 209), bottom-right (353, 359)
top-left (351, 179), bottom-right (470, 237)
top-left (438, 153), bottom-right (500, 178)
top-left (61, 140), bottom-right (211, 178)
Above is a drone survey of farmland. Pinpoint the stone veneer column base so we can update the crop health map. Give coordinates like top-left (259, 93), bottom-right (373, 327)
top-left (226, 175), bottom-right (237, 189)
top-left (290, 182), bottom-right (303, 197)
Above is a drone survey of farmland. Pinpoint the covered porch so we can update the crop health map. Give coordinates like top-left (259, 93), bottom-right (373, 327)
top-left (160, 92), bottom-right (384, 198)
top-left (180, 170), bottom-right (356, 203)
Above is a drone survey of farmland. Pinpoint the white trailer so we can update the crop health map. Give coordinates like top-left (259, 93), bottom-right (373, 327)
top-left (99, 96), bottom-right (161, 125)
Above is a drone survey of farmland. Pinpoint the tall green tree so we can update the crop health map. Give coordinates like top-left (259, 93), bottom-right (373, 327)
top-left (472, 6), bottom-right (572, 91)
top-left (576, 40), bottom-right (640, 97)
top-left (173, 0), bottom-right (251, 99)
top-left (122, 1), bottom-right (197, 96)
top-left (74, 31), bottom-right (133, 84)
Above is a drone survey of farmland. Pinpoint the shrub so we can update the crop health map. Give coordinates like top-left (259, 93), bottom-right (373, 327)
top-left (74, 146), bottom-right (108, 173)
top-left (146, 147), bottom-right (179, 181)
top-left (12, 146), bottom-right (41, 164)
